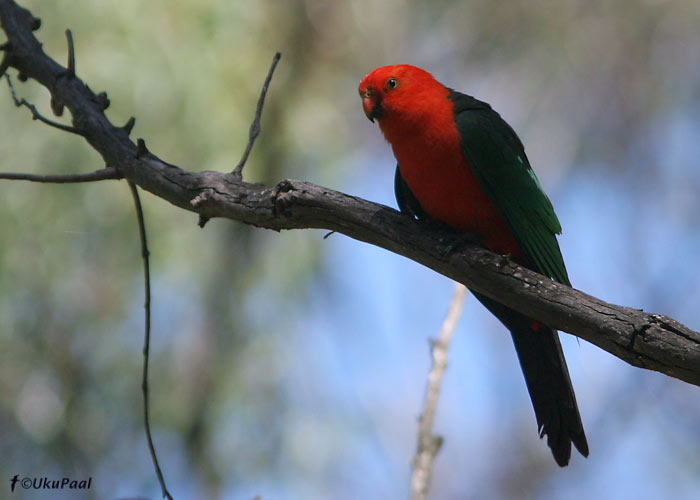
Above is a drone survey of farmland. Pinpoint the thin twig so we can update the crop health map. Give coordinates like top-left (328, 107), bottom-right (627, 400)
top-left (231, 52), bottom-right (281, 178)
top-left (0, 55), bottom-right (9, 79)
top-left (122, 116), bottom-right (136, 135)
top-left (0, 167), bottom-right (122, 183)
top-left (4, 73), bottom-right (83, 135)
top-left (410, 283), bottom-right (467, 500)
top-left (128, 181), bottom-right (173, 500)
top-left (64, 29), bottom-right (75, 78)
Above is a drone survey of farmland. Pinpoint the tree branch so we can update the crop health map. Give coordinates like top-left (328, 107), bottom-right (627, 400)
top-left (5, 73), bottom-right (83, 134)
top-left (231, 51), bottom-right (281, 179)
top-left (410, 283), bottom-right (467, 500)
top-left (128, 181), bottom-right (173, 500)
top-left (0, 167), bottom-right (122, 183)
top-left (64, 28), bottom-right (74, 78)
top-left (1, 0), bottom-right (699, 387)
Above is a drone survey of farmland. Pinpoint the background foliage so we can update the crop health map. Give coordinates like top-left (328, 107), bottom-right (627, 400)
top-left (1, 1), bottom-right (699, 498)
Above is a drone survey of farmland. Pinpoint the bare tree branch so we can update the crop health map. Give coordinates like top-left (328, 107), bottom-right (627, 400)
top-left (201, 52), bottom-right (279, 228)
top-left (5, 73), bottom-right (83, 134)
top-left (128, 181), bottom-right (173, 500)
top-left (0, 167), bottom-right (122, 182)
top-left (64, 28), bottom-right (74, 78)
top-left (231, 51), bottom-right (281, 179)
top-left (410, 283), bottom-right (467, 500)
top-left (1, 0), bottom-right (699, 388)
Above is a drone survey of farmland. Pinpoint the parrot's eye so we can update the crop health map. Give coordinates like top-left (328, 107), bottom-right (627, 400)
top-left (386, 77), bottom-right (398, 90)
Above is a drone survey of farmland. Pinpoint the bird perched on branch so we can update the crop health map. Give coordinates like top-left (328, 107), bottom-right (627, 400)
top-left (359, 64), bottom-right (588, 466)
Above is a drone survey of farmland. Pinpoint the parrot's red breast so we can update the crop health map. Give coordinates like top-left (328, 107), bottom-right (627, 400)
top-left (358, 65), bottom-right (520, 257)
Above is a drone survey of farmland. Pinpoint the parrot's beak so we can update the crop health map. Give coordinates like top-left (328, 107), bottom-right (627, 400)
top-left (362, 98), bottom-right (374, 122)
top-left (360, 87), bottom-right (381, 122)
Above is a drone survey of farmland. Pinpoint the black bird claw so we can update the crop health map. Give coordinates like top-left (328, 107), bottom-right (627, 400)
top-left (438, 230), bottom-right (481, 260)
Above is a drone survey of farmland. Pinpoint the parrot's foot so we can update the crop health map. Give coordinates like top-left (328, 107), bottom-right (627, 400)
top-left (432, 227), bottom-right (481, 260)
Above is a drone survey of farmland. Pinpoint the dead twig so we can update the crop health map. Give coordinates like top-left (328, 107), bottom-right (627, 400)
top-left (231, 52), bottom-right (281, 179)
top-left (0, 167), bottom-right (122, 183)
top-left (410, 283), bottom-right (467, 500)
top-left (4, 73), bottom-right (83, 134)
top-left (128, 180), bottom-right (173, 500)
top-left (64, 29), bottom-right (75, 78)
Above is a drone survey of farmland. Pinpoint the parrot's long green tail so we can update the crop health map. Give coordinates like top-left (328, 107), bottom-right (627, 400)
top-left (473, 292), bottom-right (589, 466)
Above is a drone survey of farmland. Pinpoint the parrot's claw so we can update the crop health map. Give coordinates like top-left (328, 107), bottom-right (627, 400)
top-left (436, 229), bottom-right (481, 260)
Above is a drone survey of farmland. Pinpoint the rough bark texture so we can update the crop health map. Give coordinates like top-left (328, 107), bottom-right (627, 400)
top-left (1, 0), bottom-right (699, 386)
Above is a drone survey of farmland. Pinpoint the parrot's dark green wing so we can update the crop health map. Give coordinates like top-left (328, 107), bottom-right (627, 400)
top-left (448, 90), bottom-right (570, 286)
top-left (394, 164), bottom-right (427, 220)
top-left (411, 90), bottom-right (587, 466)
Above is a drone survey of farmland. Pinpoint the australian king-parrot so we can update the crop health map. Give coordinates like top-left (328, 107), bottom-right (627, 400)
top-left (358, 64), bottom-right (588, 466)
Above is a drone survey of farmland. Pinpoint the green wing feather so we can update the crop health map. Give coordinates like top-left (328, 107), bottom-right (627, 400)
top-left (449, 90), bottom-right (570, 286)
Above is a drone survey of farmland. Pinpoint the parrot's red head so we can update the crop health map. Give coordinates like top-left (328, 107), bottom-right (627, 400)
top-left (358, 64), bottom-right (454, 147)
top-left (358, 64), bottom-right (446, 120)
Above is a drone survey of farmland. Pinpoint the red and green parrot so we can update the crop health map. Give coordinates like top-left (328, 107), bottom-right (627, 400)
top-left (358, 64), bottom-right (588, 466)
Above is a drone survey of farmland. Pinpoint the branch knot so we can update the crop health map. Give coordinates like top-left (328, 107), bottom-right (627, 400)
top-left (190, 188), bottom-right (216, 209)
top-left (273, 179), bottom-right (297, 216)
